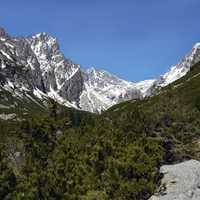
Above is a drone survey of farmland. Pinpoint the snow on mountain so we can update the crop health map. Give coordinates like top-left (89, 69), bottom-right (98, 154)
top-left (80, 68), bottom-right (142, 112)
top-left (27, 32), bottom-right (83, 99)
top-left (0, 26), bottom-right (200, 113)
top-left (154, 43), bottom-right (200, 88)
top-left (144, 43), bottom-right (200, 96)
top-left (79, 42), bottom-right (200, 113)
top-left (134, 79), bottom-right (156, 97)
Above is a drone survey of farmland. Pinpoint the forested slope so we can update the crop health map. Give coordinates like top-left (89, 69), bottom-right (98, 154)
top-left (1, 62), bottom-right (200, 199)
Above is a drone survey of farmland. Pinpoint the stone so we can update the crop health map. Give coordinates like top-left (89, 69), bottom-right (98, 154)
top-left (150, 160), bottom-right (200, 200)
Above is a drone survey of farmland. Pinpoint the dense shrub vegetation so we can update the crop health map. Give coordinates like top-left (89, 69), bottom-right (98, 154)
top-left (1, 63), bottom-right (200, 199)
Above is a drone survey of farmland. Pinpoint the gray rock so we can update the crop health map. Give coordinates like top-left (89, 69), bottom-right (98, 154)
top-left (150, 160), bottom-right (200, 200)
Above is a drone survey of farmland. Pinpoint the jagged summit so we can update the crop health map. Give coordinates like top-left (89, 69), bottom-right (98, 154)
top-left (32, 32), bottom-right (50, 37)
top-left (0, 27), bottom-right (200, 113)
top-left (30, 32), bottom-right (58, 48)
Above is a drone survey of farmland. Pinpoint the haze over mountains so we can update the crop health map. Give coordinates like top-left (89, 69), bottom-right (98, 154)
top-left (0, 26), bottom-right (200, 113)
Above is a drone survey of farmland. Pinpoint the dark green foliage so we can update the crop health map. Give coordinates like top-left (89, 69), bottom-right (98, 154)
top-left (1, 62), bottom-right (200, 199)
top-left (195, 95), bottom-right (200, 111)
top-left (0, 151), bottom-right (16, 199)
top-left (46, 125), bottom-right (163, 200)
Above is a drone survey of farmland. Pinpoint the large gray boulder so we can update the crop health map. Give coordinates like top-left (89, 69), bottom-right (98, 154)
top-left (150, 160), bottom-right (200, 200)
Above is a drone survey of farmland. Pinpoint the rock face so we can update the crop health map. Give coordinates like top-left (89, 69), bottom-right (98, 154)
top-left (27, 32), bottom-right (84, 103)
top-left (0, 33), bottom-right (45, 93)
top-left (150, 160), bottom-right (200, 200)
top-left (80, 68), bottom-right (143, 112)
top-left (0, 27), bottom-right (200, 113)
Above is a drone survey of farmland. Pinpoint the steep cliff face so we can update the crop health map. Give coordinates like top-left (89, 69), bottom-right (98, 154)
top-left (0, 30), bottom-right (44, 93)
top-left (27, 32), bottom-right (84, 104)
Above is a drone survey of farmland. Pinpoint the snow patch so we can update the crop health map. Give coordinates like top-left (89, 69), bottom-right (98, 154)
top-left (33, 88), bottom-right (46, 99)
top-left (0, 50), bottom-right (13, 61)
top-left (48, 86), bottom-right (77, 109)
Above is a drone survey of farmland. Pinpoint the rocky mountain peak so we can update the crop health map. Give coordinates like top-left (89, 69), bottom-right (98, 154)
top-left (29, 32), bottom-right (59, 56)
top-left (32, 32), bottom-right (54, 41)
top-left (0, 28), bottom-right (200, 113)
top-left (146, 42), bottom-right (200, 96)
top-left (193, 42), bottom-right (200, 50)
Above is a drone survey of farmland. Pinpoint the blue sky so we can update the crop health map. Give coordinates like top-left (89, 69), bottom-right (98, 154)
top-left (1, 0), bottom-right (200, 81)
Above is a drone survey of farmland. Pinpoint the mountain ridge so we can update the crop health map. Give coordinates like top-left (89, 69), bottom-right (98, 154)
top-left (1, 27), bottom-right (200, 199)
top-left (0, 26), bottom-right (200, 113)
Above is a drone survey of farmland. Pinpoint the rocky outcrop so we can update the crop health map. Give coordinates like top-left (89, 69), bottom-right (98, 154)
top-left (0, 35), bottom-right (45, 92)
top-left (27, 32), bottom-right (83, 103)
top-left (150, 160), bottom-right (200, 200)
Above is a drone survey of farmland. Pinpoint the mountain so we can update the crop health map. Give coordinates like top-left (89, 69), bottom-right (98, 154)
top-left (0, 28), bottom-right (144, 113)
top-left (147, 43), bottom-right (200, 95)
top-left (80, 68), bottom-right (144, 112)
top-left (1, 48), bottom-right (200, 199)
top-left (2, 27), bottom-right (200, 199)
top-left (1, 26), bottom-right (200, 115)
